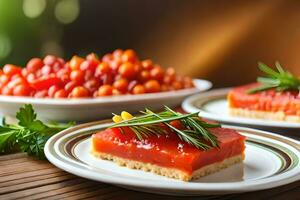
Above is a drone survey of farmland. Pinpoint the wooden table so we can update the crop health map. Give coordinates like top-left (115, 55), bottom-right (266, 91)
top-left (1, 130), bottom-right (299, 199)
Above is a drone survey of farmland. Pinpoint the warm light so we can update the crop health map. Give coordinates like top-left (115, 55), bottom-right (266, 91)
top-left (23, 0), bottom-right (46, 18)
top-left (0, 34), bottom-right (12, 59)
top-left (55, 0), bottom-right (80, 24)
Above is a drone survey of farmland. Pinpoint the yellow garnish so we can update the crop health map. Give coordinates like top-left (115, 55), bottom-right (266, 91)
top-left (121, 111), bottom-right (133, 120)
top-left (112, 115), bottom-right (123, 123)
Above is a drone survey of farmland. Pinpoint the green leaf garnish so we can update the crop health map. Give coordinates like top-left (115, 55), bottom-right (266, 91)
top-left (0, 104), bottom-right (74, 159)
top-left (110, 106), bottom-right (220, 150)
top-left (247, 62), bottom-right (300, 94)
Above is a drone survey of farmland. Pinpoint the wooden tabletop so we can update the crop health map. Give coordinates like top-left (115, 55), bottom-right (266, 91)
top-left (0, 151), bottom-right (299, 200)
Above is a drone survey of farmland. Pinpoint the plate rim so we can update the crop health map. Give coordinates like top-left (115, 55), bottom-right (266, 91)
top-left (0, 79), bottom-right (211, 106)
top-left (181, 88), bottom-right (300, 128)
top-left (45, 121), bottom-right (300, 194)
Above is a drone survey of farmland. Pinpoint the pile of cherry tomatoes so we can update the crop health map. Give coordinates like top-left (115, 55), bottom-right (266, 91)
top-left (0, 49), bottom-right (194, 98)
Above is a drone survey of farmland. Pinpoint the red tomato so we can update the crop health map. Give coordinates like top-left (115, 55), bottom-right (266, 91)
top-left (31, 77), bottom-right (61, 90)
top-left (84, 78), bottom-right (100, 92)
top-left (150, 66), bottom-right (164, 80)
top-left (144, 80), bottom-right (161, 93)
top-left (3, 64), bottom-right (21, 76)
top-left (118, 62), bottom-right (137, 79)
top-left (113, 78), bottom-right (128, 93)
top-left (98, 85), bottom-right (113, 96)
top-left (64, 81), bottom-right (79, 93)
top-left (22, 68), bottom-right (30, 77)
top-left (27, 58), bottom-right (44, 72)
top-left (13, 84), bottom-right (32, 96)
top-left (70, 70), bottom-right (84, 83)
top-left (102, 53), bottom-right (113, 63)
top-left (48, 85), bottom-right (61, 97)
top-left (86, 53), bottom-right (99, 63)
top-left (96, 62), bottom-right (111, 76)
top-left (113, 49), bottom-right (123, 59)
top-left (7, 77), bottom-right (27, 89)
top-left (121, 49), bottom-right (137, 63)
top-left (132, 84), bottom-right (146, 94)
top-left (69, 56), bottom-right (84, 71)
top-left (172, 81), bottom-right (183, 90)
top-left (80, 60), bottom-right (97, 71)
top-left (34, 90), bottom-right (48, 98)
top-left (26, 73), bottom-right (36, 83)
top-left (109, 59), bottom-right (122, 72)
top-left (141, 59), bottom-right (153, 70)
top-left (1, 86), bottom-right (13, 95)
top-left (138, 70), bottom-right (150, 82)
top-left (54, 89), bottom-right (68, 98)
top-left (128, 80), bottom-right (138, 92)
top-left (0, 74), bottom-right (10, 85)
top-left (43, 55), bottom-right (56, 66)
top-left (70, 86), bottom-right (89, 98)
top-left (41, 65), bottom-right (52, 75)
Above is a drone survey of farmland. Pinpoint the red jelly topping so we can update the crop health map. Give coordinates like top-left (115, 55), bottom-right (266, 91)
top-left (92, 126), bottom-right (245, 174)
top-left (228, 83), bottom-right (300, 116)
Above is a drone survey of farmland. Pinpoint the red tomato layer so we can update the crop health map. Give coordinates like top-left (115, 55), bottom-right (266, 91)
top-left (228, 83), bottom-right (300, 116)
top-left (92, 127), bottom-right (245, 174)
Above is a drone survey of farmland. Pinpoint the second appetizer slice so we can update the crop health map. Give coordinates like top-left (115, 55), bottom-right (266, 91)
top-left (91, 107), bottom-right (245, 181)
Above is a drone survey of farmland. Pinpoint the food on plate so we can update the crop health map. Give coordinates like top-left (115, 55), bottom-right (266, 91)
top-left (228, 62), bottom-right (300, 122)
top-left (0, 49), bottom-right (194, 98)
top-left (91, 107), bottom-right (246, 181)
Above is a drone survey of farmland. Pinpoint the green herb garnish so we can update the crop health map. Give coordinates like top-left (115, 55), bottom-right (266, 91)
top-left (247, 62), bottom-right (300, 94)
top-left (110, 106), bottom-right (220, 150)
top-left (0, 104), bottom-right (74, 159)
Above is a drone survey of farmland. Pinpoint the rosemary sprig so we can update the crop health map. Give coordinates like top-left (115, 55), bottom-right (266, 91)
top-left (110, 107), bottom-right (220, 150)
top-left (247, 62), bottom-right (300, 94)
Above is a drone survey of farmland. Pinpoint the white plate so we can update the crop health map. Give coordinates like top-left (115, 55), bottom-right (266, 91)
top-left (45, 121), bottom-right (300, 196)
top-left (0, 79), bottom-right (211, 122)
top-left (182, 88), bottom-right (300, 129)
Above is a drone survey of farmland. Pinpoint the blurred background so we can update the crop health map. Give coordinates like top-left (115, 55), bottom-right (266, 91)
top-left (0, 0), bottom-right (300, 87)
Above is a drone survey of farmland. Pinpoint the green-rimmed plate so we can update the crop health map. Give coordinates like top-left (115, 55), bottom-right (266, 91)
top-left (182, 88), bottom-right (300, 129)
top-left (45, 121), bottom-right (300, 196)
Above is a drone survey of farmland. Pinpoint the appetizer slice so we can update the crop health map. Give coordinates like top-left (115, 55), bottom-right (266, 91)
top-left (91, 107), bottom-right (245, 181)
top-left (228, 62), bottom-right (300, 122)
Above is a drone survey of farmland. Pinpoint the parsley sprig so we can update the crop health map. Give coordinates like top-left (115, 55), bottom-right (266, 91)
top-left (0, 104), bottom-right (74, 159)
top-left (110, 107), bottom-right (220, 150)
top-left (247, 62), bottom-right (300, 94)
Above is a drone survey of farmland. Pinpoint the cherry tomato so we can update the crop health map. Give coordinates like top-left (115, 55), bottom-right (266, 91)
top-left (26, 73), bottom-right (36, 83)
top-left (41, 65), bottom-right (52, 75)
top-left (150, 66), bottom-right (164, 80)
top-left (69, 56), bottom-right (84, 70)
top-left (0, 74), bottom-right (10, 85)
top-left (121, 49), bottom-right (137, 63)
top-left (70, 70), bottom-right (84, 83)
top-left (31, 77), bottom-right (61, 90)
top-left (86, 53), bottom-right (99, 63)
top-left (118, 62), bottom-right (137, 79)
top-left (141, 59), bottom-right (153, 70)
top-left (128, 80), bottom-right (138, 92)
top-left (172, 81), bottom-right (183, 90)
top-left (54, 89), bottom-right (68, 98)
top-left (84, 69), bottom-right (95, 81)
top-left (102, 53), bottom-right (113, 63)
top-left (43, 55), bottom-right (56, 66)
top-left (169, 120), bottom-right (183, 129)
top-left (109, 59), bottom-right (122, 72)
top-left (166, 67), bottom-right (176, 77)
top-left (48, 85), bottom-right (61, 97)
top-left (96, 62), bottom-right (111, 76)
top-left (70, 86), bottom-right (89, 98)
top-left (98, 85), bottom-right (113, 96)
top-left (84, 78), bottom-right (100, 92)
top-left (80, 60), bottom-right (97, 71)
top-left (132, 84), bottom-right (145, 94)
top-left (64, 81), bottom-right (79, 93)
top-left (138, 70), bottom-right (150, 82)
top-left (26, 58), bottom-right (44, 73)
top-left (113, 49), bottom-right (123, 59)
top-left (101, 74), bottom-right (114, 85)
top-left (13, 84), bottom-right (31, 96)
top-left (1, 86), bottom-right (13, 95)
top-left (144, 80), bottom-right (161, 93)
top-left (3, 64), bottom-right (21, 76)
top-left (112, 88), bottom-right (122, 95)
top-left (34, 90), bottom-right (48, 98)
top-left (113, 78), bottom-right (128, 93)
top-left (7, 77), bottom-right (27, 89)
